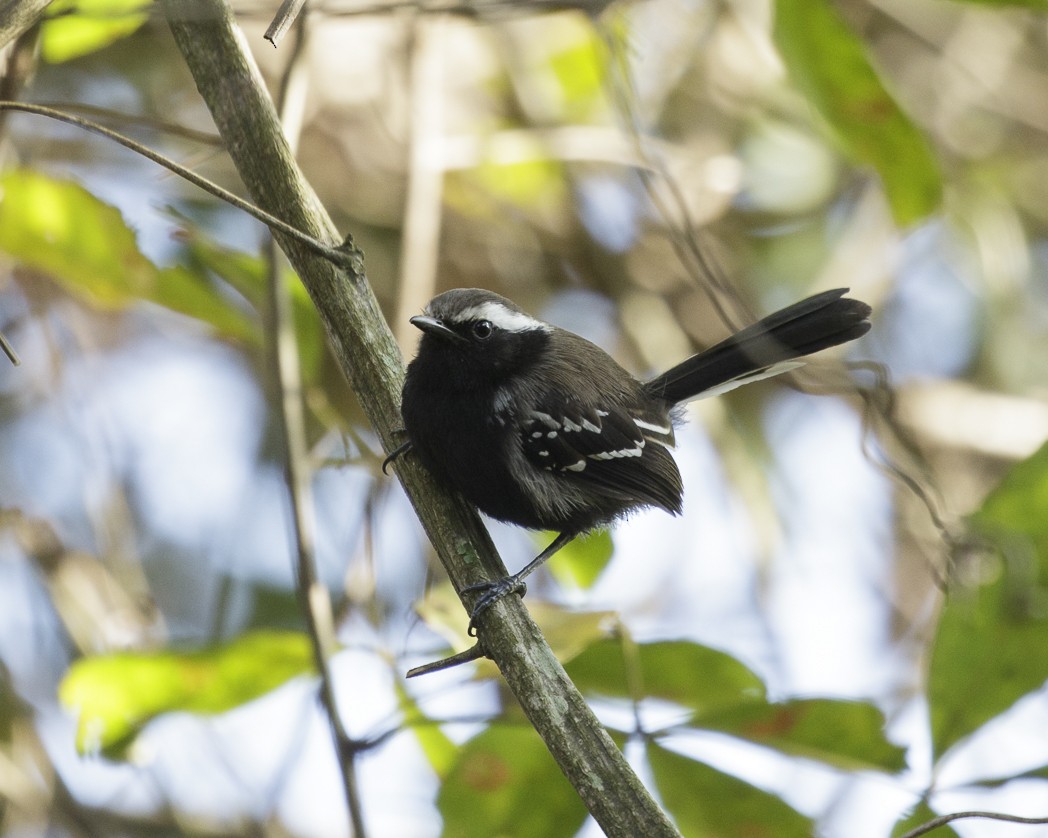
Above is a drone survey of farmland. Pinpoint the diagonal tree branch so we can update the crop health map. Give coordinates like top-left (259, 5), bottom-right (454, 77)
top-left (158, 1), bottom-right (680, 834)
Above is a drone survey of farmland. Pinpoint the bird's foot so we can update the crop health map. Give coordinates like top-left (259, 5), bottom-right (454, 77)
top-left (462, 576), bottom-right (528, 636)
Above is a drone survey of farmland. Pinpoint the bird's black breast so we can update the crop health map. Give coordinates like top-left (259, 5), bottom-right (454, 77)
top-left (401, 358), bottom-right (547, 528)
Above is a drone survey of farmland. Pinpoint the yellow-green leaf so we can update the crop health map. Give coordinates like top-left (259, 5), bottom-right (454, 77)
top-left (43, 0), bottom-right (152, 63)
top-left (774, 0), bottom-right (942, 225)
top-left (59, 630), bottom-right (315, 758)
top-left (177, 224), bottom-right (327, 379)
top-left (547, 27), bottom-right (609, 122)
top-left (0, 170), bottom-right (256, 342)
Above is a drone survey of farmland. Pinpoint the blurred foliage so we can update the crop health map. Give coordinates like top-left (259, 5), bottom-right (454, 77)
top-left (59, 629), bottom-right (315, 757)
top-left (545, 528), bottom-right (614, 589)
top-left (773, 0), bottom-right (942, 225)
top-left (0, 169), bottom-right (257, 341)
top-left (648, 742), bottom-right (813, 837)
top-left (1, 0), bottom-right (1048, 835)
top-left (566, 636), bottom-right (904, 772)
top-left (41, 0), bottom-right (152, 62)
top-left (438, 726), bottom-right (589, 838)
top-left (929, 442), bottom-right (1048, 759)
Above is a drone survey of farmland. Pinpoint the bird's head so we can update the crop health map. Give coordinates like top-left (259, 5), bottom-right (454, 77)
top-left (409, 289), bottom-right (552, 386)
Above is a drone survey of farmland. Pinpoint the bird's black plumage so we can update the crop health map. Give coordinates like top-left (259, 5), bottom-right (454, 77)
top-left (396, 287), bottom-right (872, 632)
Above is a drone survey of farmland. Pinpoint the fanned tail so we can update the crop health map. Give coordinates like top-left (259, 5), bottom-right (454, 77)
top-left (644, 288), bottom-right (871, 405)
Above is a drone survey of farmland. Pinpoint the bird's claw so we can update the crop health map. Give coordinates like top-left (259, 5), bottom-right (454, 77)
top-left (463, 577), bottom-right (527, 636)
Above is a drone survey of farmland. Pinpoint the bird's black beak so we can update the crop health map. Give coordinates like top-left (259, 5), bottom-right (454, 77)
top-left (410, 315), bottom-right (465, 343)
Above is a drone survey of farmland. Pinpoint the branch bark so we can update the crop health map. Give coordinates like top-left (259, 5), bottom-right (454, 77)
top-left (159, 2), bottom-right (679, 834)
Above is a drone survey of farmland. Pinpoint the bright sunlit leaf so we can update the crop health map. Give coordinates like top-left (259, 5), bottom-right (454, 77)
top-left (475, 156), bottom-right (565, 207)
top-left (42, 0), bottom-right (152, 63)
top-left (774, 0), bottom-right (942, 225)
top-left (693, 697), bottom-right (906, 772)
top-left (928, 442), bottom-right (1048, 759)
top-left (648, 741), bottom-right (814, 836)
top-left (565, 638), bottom-right (766, 712)
top-left (547, 26), bottom-right (609, 122)
top-left (0, 170), bottom-right (256, 342)
top-left (438, 726), bottom-right (588, 838)
top-left (59, 630), bottom-right (315, 758)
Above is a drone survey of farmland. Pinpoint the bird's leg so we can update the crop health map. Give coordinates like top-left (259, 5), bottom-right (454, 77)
top-left (381, 437), bottom-right (413, 474)
top-left (463, 530), bottom-right (577, 636)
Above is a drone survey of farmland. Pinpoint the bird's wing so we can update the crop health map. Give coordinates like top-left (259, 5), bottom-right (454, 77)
top-left (520, 397), bottom-right (683, 515)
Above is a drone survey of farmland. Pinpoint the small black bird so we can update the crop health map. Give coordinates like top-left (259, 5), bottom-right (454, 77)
top-left (392, 287), bottom-right (871, 633)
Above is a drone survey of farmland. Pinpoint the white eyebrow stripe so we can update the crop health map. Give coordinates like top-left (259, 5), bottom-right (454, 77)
top-left (455, 302), bottom-right (551, 333)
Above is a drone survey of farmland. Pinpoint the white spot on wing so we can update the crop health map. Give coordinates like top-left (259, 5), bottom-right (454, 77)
top-left (589, 443), bottom-right (644, 460)
top-left (633, 417), bottom-right (672, 436)
top-left (530, 411), bottom-right (559, 428)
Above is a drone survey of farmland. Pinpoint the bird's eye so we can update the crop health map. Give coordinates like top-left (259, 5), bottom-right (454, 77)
top-left (472, 320), bottom-right (494, 340)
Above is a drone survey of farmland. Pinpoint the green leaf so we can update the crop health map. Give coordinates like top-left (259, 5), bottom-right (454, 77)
top-left (891, 799), bottom-right (959, 838)
top-left (178, 224), bottom-right (327, 379)
top-left (773, 0), bottom-right (942, 225)
top-left (648, 741), bottom-right (813, 837)
top-left (692, 698), bottom-right (906, 772)
top-left (929, 442), bottom-right (1048, 759)
top-left (546, 529), bottom-right (614, 589)
top-left (972, 440), bottom-right (1048, 561)
top-left (565, 638), bottom-right (766, 712)
top-left (546, 25), bottom-right (609, 122)
top-left (438, 726), bottom-right (588, 838)
top-left (59, 630), bottom-right (315, 758)
top-left (0, 170), bottom-right (256, 342)
top-left (42, 0), bottom-right (152, 63)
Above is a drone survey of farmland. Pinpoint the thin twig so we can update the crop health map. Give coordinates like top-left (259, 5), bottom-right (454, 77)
top-left (898, 810), bottom-right (1048, 838)
top-left (406, 642), bottom-right (487, 677)
top-left (0, 101), bottom-right (349, 267)
top-left (264, 0), bottom-right (306, 46)
top-left (0, 330), bottom-right (19, 365)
